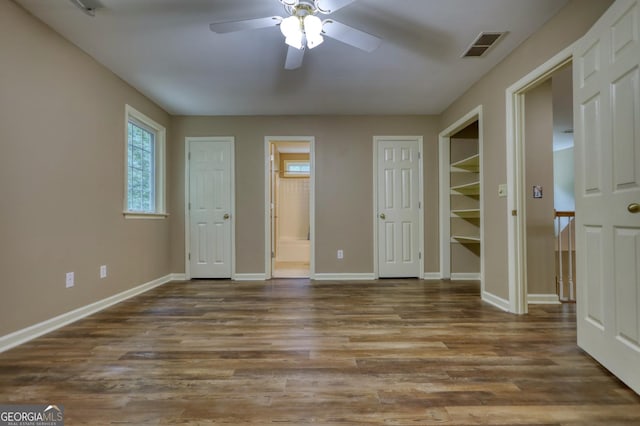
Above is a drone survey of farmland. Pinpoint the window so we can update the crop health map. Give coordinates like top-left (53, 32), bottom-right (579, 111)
top-left (124, 105), bottom-right (166, 218)
top-left (283, 160), bottom-right (310, 177)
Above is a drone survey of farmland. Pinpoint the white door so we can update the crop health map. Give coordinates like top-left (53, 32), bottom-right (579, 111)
top-left (188, 138), bottom-right (234, 278)
top-left (574, 0), bottom-right (640, 394)
top-left (376, 137), bottom-right (422, 278)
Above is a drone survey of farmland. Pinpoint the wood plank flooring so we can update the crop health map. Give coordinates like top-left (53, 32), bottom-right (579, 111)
top-left (0, 279), bottom-right (639, 425)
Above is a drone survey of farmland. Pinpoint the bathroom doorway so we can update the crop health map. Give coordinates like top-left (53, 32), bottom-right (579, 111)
top-left (265, 137), bottom-right (314, 278)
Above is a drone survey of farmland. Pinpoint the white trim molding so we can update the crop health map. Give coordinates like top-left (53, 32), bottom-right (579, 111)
top-left (313, 273), bottom-right (376, 281)
top-left (423, 272), bottom-right (441, 280)
top-left (505, 42), bottom-right (576, 314)
top-left (169, 273), bottom-right (187, 281)
top-left (527, 294), bottom-right (561, 305)
top-left (0, 274), bottom-right (176, 353)
top-left (450, 273), bottom-right (481, 281)
top-left (482, 291), bottom-right (511, 312)
top-left (234, 274), bottom-right (268, 281)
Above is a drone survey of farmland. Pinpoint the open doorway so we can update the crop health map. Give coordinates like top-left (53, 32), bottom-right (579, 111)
top-left (523, 63), bottom-right (576, 306)
top-left (265, 137), bottom-right (314, 278)
top-left (505, 42), bottom-right (575, 314)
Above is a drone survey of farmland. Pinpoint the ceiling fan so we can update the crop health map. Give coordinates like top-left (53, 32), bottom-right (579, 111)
top-left (209, 0), bottom-right (382, 70)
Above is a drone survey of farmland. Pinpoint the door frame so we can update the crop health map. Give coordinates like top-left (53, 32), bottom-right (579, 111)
top-left (184, 136), bottom-right (236, 280)
top-left (438, 105), bottom-right (484, 284)
top-left (372, 136), bottom-right (424, 279)
top-left (264, 136), bottom-right (316, 279)
top-left (505, 42), bottom-right (576, 314)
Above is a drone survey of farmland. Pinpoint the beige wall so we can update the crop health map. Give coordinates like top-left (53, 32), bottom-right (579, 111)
top-left (0, 1), bottom-right (171, 336)
top-left (439, 0), bottom-right (613, 300)
top-left (170, 116), bottom-right (440, 275)
top-left (524, 81), bottom-right (556, 295)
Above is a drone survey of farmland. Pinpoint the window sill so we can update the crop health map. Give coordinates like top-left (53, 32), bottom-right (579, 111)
top-left (123, 212), bottom-right (169, 220)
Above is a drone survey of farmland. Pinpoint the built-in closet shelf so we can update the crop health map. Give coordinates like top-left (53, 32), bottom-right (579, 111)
top-left (451, 235), bottom-right (481, 244)
top-left (450, 153), bottom-right (480, 172)
top-left (450, 181), bottom-right (480, 195)
top-left (451, 209), bottom-right (481, 218)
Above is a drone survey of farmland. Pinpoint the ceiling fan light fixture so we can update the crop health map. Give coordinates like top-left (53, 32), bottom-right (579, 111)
top-left (307, 32), bottom-right (324, 49)
top-left (286, 34), bottom-right (304, 49)
top-left (303, 15), bottom-right (322, 35)
top-left (303, 15), bottom-right (323, 49)
top-left (280, 15), bottom-right (301, 37)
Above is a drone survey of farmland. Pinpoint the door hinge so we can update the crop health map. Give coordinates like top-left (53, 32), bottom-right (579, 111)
top-left (419, 252), bottom-right (422, 260)
top-left (418, 152), bottom-right (421, 159)
top-left (271, 251), bottom-right (275, 259)
top-left (188, 152), bottom-right (191, 160)
top-left (188, 253), bottom-right (191, 260)
top-left (419, 201), bottom-right (421, 209)
top-left (512, 209), bottom-right (517, 216)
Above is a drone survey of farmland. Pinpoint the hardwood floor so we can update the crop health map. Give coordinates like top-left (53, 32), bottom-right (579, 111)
top-left (0, 279), bottom-right (639, 425)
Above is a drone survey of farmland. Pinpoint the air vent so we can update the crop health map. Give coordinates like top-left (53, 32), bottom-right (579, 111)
top-left (69, 0), bottom-right (104, 17)
top-left (462, 32), bottom-right (505, 57)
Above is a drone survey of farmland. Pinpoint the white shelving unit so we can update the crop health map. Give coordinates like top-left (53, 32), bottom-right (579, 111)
top-left (450, 152), bottom-right (481, 245)
top-left (451, 235), bottom-right (481, 244)
top-left (451, 208), bottom-right (481, 218)
top-left (450, 153), bottom-right (480, 172)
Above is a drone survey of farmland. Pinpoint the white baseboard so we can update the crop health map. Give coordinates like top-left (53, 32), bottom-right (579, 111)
top-left (528, 293), bottom-right (561, 305)
top-left (313, 273), bottom-right (376, 281)
top-left (234, 273), bottom-right (267, 281)
top-left (450, 273), bottom-right (481, 281)
top-left (169, 273), bottom-right (187, 281)
top-left (423, 272), bottom-right (441, 280)
top-left (0, 273), bottom-right (177, 353)
top-left (482, 290), bottom-right (510, 312)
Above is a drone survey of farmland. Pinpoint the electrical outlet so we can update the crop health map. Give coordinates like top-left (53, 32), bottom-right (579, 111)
top-left (100, 265), bottom-right (107, 279)
top-left (337, 249), bottom-right (344, 259)
top-left (66, 272), bottom-right (74, 288)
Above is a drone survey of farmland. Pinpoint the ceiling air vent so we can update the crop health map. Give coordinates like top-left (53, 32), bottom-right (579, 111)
top-left (69, 0), bottom-right (104, 17)
top-left (462, 32), bottom-right (505, 58)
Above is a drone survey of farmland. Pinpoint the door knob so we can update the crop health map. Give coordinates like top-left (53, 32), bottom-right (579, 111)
top-left (379, 213), bottom-right (386, 220)
top-left (223, 213), bottom-right (230, 219)
top-left (628, 203), bottom-right (640, 214)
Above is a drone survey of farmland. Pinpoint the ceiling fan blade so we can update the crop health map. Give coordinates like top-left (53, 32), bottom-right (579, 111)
top-left (315, 0), bottom-right (357, 14)
top-left (322, 20), bottom-right (382, 52)
top-left (210, 16), bottom-right (281, 34)
top-left (285, 45), bottom-right (305, 70)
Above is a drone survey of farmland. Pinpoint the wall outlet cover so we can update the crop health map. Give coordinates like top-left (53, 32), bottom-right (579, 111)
top-left (66, 272), bottom-right (74, 288)
top-left (100, 265), bottom-right (107, 279)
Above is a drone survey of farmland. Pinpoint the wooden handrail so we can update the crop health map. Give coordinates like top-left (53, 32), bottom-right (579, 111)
top-left (555, 210), bottom-right (575, 218)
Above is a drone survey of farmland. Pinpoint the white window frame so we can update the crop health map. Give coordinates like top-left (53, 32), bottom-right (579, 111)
top-left (283, 159), bottom-right (310, 177)
top-left (124, 104), bottom-right (167, 219)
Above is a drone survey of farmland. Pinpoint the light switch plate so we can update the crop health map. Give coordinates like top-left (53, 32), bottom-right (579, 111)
top-left (498, 184), bottom-right (507, 198)
top-left (66, 272), bottom-right (74, 288)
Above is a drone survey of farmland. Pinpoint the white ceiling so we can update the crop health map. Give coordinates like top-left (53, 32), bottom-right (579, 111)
top-left (15, 0), bottom-right (569, 116)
